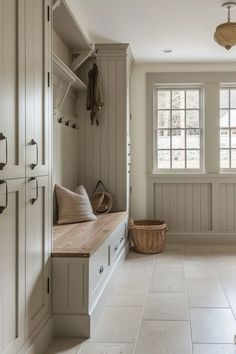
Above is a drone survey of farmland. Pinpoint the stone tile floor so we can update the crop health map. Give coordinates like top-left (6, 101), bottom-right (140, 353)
top-left (45, 244), bottom-right (236, 354)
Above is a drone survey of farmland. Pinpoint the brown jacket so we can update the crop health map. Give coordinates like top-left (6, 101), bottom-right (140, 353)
top-left (86, 63), bottom-right (104, 125)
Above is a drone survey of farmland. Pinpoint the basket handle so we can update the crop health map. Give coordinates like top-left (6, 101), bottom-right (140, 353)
top-left (93, 180), bottom-right (108, 193)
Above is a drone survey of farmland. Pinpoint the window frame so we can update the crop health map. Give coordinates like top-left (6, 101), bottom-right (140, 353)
top-left (220, 84), bottom-right (236, 173)
top-left (153, 84), bottom-right (204, 174)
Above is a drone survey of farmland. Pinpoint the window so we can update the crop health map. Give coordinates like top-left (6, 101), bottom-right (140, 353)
top-left (220, 87), bottom-right (236, 169)
top-left (154, 86), bottom-right (202, 171)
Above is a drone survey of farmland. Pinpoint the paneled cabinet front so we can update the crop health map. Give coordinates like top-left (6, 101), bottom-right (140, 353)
top-left (0, 178), bottom-right (25, 354)
top-left (25, 0), bottom-right (51, 177)
top-left (0, 0), bottom-right (25, 180)
top-left (26, 175), bottom-right (51, 336)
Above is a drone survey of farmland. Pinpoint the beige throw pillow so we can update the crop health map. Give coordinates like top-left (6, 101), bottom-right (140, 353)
top-left (55, 184), bottom-right (96, 224)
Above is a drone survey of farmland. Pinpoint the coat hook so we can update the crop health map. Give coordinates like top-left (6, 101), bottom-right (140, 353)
top-left (65, 120), bottom-right (70, 126)
top-left (58, 117), bottom-right (63, 123)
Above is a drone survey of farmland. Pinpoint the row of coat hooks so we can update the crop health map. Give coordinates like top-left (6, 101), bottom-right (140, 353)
top-left (53, 112), bottom-right (79, 130)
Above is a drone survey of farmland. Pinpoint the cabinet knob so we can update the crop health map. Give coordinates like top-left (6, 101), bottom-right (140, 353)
top-left (115, 245), bottom-right (118, 252)
top-left (120, 237), bottom-right (124, 243)
top-left (99, 265), bottom-right (104, 274)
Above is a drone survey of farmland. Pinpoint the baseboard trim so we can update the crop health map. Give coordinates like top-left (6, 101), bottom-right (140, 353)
top-left (166, 232), bottom-right (236, 244)
top-left (18, 316), bottom-right (53, 354)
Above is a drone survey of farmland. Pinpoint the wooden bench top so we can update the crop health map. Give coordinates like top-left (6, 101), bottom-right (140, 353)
top-left (52, 211), bottom-right (128, 258)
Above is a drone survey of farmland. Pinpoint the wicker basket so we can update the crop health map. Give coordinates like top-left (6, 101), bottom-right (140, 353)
top-left (129, 218), bottom-right (167, 254)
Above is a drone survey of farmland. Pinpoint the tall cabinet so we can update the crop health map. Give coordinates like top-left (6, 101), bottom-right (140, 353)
top-left (0, 1), bottom-right (52, 353)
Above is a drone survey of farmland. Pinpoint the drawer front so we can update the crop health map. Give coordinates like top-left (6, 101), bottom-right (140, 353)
top-left (109, 218), bottom-right (127, 265)
top-left (89, 240), bottom-right (109, 303)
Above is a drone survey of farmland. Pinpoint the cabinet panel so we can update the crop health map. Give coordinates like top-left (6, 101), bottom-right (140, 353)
top-left (0, 0), bottom-right (25, 179)
top-left (26, 175), bottom-right (51, 336)
top-left (0, 178), bottom-right (25, 354)
top-left (25, 0), bottom-right (51, 177)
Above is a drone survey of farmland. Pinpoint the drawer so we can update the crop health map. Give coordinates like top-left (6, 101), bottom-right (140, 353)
top-left (109, 219), bottom-right (127, 265)
top-left (89, 240), bottom-right (109, 302)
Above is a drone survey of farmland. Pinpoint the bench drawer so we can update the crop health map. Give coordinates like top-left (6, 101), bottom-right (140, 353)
top-left (89, 240), bottom-right (109, 303)
top-left (109, 218), bottom-right (127, 265)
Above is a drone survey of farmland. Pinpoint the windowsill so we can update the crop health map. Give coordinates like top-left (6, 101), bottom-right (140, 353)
top-left (148, 171), bottom-right (236, 178)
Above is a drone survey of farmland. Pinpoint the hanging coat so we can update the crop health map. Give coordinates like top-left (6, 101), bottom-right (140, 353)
top-left (86, 63), bottom-right (104, 126)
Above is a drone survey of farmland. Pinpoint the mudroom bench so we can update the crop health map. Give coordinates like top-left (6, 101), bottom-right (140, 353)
top-left (52, 211), bottom-right (128, 338)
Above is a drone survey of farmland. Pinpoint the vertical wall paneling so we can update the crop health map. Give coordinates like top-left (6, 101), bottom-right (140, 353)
top-left (77, 45), bottom-right (133, 211)
top-left (154, 182), bottom-right (212, 233)
top-left (219, 183), bottom-right (236, 232)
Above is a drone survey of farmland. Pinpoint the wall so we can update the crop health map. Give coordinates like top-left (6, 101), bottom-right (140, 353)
top-left (130, 62), bottom-right (236, 219)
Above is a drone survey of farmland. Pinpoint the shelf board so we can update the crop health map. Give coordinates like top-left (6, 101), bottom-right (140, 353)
top-left (53, 53), bottom-right (87, 91)
top-left (53, 0), bottom-right (94, 52)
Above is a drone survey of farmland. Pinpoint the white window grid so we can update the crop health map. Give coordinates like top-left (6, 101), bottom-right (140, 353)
top-left (220, 86), bottom-right (236, 170)
top-left (153, 85), bottom-right (203, 172)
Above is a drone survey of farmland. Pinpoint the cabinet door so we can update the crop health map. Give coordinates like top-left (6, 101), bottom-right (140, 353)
top-left (0, 178), bottom-right (25, 354)
top-left (25, 0), bottom-right (52, 177)
top-left (0, 0), bottom-right (25, 180)
top-left (26, 175), bottom-right (51, 336)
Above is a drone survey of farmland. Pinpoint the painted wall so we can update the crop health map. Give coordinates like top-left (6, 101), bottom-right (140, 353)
top-left (130, 62), bottom-right (236, 219)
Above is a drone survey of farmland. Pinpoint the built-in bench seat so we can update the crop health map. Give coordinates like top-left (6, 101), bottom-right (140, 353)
top-left (52, 211), bottom-right (128, 338)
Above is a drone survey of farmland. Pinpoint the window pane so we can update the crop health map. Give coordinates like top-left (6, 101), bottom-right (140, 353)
top-left (172, 110), bottom-right (185, 128)
top-left (186, 90), bottom-right (199, 109)
top-left (172, 129), bottom-right (185, 148)
top-left (230, 90), bottom-right (236, 108)
top-left (232, 149), bottom-right (236, 168)
top-left (158, 90), bottom-right (170, 109)
top-left (231, 129), bottom-right (236, 148)
top-left (157, 130), bottom-right (170, 149)
top-left (220, 149), bottom-right (230, 168)
top-left (172, 90), bottom-right (185, 109)
top-left (220, 129), bottom-right (230, 148)
top-left (230, 110), bottom-right (236, 127)
top-left (186, 129), bottom-right (200, 149)
top-left (186, 150), bottom-right (200, 169)
top-left (158, 150), bottom-right (170, 168)
top-left (220, 110), bottom-right (229, 127)
top-left (220, 89), bottom-right (229, 109)
top-left (186, 110), bottom-right (199, 128)
top-left (157, 111), bottom-right (170, 128)
top-left (172, 150), bottom-right (185, 168)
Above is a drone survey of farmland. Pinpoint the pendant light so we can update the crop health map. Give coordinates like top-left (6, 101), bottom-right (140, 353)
top-left (214, 1), bottom-right (236, 50)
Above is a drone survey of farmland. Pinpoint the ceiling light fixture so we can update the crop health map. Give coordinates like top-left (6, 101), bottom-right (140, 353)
top-left (214, 1), bottom-right (236, 50)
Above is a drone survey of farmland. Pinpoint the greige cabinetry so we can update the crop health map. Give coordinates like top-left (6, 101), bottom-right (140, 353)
top-left (0, 1), bottom-right (52, 353)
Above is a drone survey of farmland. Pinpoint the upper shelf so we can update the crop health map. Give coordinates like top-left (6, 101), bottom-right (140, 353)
top-left (53, 53), bottom-right (87, 91)
top-left (53, 0), bottom-right (94, 53)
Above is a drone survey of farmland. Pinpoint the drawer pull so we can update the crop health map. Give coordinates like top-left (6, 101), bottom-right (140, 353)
top-left (0, 180), bottom-right (8, 213)
top-left (120, 236), bottom-right (124, 243)
top-left (114, 245), bottom-right (118, 252)
top-left (0, 133), bottom-right (8, 170)
top-left (30, 177), bottom-right (39, 204)
top-left (99, 266), bottom-right (104, 274)
top-left (30, 139), bottom-right (39, 170)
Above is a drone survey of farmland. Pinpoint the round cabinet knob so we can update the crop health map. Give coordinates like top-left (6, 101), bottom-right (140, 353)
top-left (99, 266), bottom-right (104, 274)
top-left (115, 245), bottom-right (118, 252)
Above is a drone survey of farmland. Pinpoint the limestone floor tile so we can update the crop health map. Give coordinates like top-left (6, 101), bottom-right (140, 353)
top-left (225, 291), bottom-right (236, 316)
top-left (143, 291), bottom-right (189, 320)
top-left (78, 343), bottom-right (134, 354)
top-left (193, 344), bottom-right (236, 354)
top-left (190, 308), bottom-right (236, 343)
top-left (218, 272), bottom-right (236, 291)
top-left (149, 267), bottom-right (186, 292)
top-left (134, 320), bottom-right (192, 354)
top-left (104, 292), bottom-right (146, 307)
top-left (187, 278), bottom-right (229, 308)
top-left (90, 306), bottom-right (143, 343)
top-left (184, 264), bottom-right (218, 278)
top-left (44, 338), bottom-right (83, 354)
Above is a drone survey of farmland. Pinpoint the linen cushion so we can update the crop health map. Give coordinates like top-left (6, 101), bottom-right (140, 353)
top-left (55, 184), bottom-right (96, 224)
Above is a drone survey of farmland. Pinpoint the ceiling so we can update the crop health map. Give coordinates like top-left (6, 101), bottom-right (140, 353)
top-left (66, 0), bottom-right (236, 62)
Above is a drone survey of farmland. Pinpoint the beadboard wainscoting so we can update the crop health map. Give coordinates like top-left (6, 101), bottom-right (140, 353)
top-left (77, 44), bottom-right (133, 211)
top-left (147, 175), bottom-right (236, 239)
